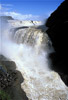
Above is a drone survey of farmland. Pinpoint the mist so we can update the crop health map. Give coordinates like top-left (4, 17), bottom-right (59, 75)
top-left (0, 18), bottom-right (67, 100)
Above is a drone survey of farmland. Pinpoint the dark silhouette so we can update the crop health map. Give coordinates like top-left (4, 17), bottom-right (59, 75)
top-left (46, 0), bottom-right (68, 86)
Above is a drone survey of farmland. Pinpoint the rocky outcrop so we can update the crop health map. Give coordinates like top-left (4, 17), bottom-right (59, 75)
top-left (0, 55), bottom-right (28, 100)
top-left (46, 0), bottom-right (68, 86)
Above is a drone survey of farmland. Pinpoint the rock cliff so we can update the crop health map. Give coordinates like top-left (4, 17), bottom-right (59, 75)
top-left (46, 0), bottom-right (68, 86)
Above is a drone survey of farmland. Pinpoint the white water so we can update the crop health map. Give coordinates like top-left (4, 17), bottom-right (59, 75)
top-left (0, 20), bottom-right (68, 100)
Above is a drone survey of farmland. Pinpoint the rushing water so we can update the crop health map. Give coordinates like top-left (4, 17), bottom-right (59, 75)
top-left (0, 20), bottom-right (68, 100)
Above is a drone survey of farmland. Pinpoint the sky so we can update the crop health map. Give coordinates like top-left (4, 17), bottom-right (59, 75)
top-left (0, 0), bottom-right (64, 20)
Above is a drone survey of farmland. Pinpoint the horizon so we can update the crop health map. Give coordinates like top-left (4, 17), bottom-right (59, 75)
top-left (0, 0), bottom-right (64, 21)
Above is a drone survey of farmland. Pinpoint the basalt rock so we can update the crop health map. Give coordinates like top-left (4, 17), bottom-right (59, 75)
top-left (46, 0), bottom-right (68, 86)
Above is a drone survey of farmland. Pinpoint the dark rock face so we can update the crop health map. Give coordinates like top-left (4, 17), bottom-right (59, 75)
top-left (46, 0), bottom-right (68, 86)
top-left (0, 55), bottom-right (28, 100)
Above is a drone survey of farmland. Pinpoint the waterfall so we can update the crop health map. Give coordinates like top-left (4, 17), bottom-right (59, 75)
top-left (0, 18), bottom-right (68, 100)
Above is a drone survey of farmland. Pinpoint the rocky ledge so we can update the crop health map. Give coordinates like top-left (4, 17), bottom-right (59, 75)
top-left (0, 55), bottom-right (28, 100)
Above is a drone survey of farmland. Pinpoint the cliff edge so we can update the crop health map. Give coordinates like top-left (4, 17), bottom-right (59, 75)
top-left (46, 0), bottom-right (68, 86)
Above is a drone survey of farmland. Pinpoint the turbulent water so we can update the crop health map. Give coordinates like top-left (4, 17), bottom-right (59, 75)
top-left (0, 20), bottom-right (68, 100)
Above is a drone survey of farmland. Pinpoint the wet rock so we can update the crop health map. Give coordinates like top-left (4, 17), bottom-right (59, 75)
top-left (0, 55), bottom-right (28, 100)
top-left (46, 0), bottom-right (68, 86)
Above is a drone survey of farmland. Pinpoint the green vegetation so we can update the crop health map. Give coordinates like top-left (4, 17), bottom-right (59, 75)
top-left (0, 90), bottom-right (11, 100)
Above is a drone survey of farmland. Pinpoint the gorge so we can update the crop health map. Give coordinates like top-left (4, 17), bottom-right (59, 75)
top-left (0, 0), bottom-right (68, 99)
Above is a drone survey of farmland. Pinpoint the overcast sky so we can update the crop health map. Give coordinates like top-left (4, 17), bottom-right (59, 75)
top-left (0, 0), bottom-right (64, 20)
